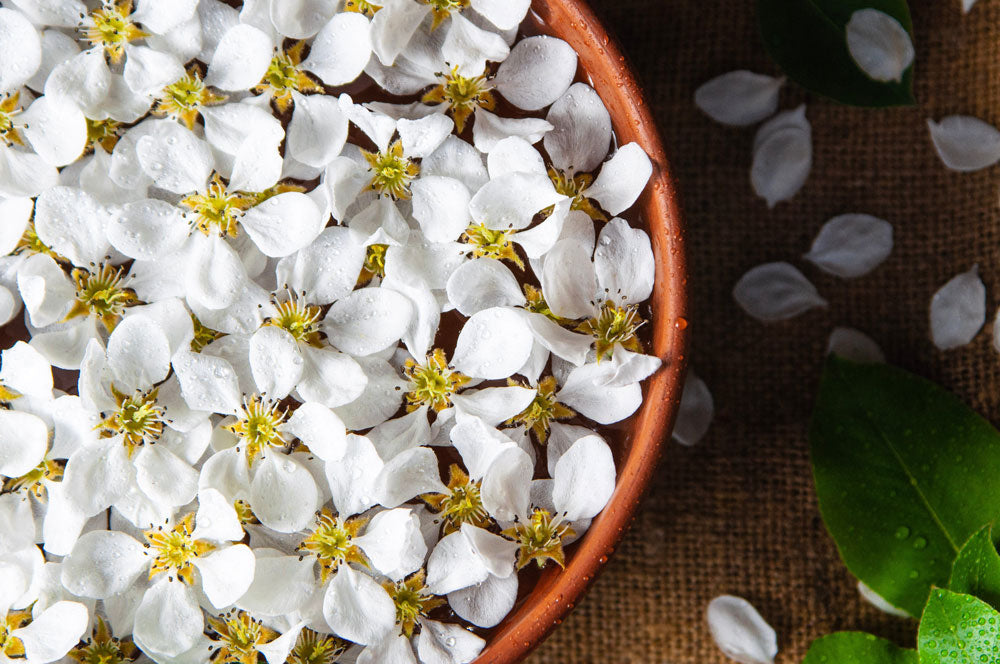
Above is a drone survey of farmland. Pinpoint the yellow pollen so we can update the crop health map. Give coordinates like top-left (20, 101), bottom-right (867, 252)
top-left (144, 513), bottom-right (214, 584)
top-left (0, 609), bottom-right (30, 658)
top-left (288, 628), bottom-right (347, 664)
top-left (422, 464), bottom-right (491, 534)
top-left (100, 385), bottom-right (164, 456)
top-left (68, 616), bottom-right (138, 664)
top-left (264, 294), bottom-right (323, 347)
top-left (502, 508), bottom-right (574, 570)
top-left (207, 611), bottom-right (278, 664)
top-left (461, 223), bottom-right (524, 269)
top-left (403, 348), bottom-right (470, 413)
top-left (358, 243), bottom-right (389, 285)
top-left (225, 396), bottom-right (290, 466)
top-left (422, 66), bottom-right (495, 132)
top-left (422, 0), bottom-right (470, 29)
top-left (181, 173), bottom-right (254, 238)
top-left (576, 300), bottom-right (645, 361)
top-left (507, 376), bottom-right (574, 444)
top-left (65, 263), bottom-right (138, 332)
top-left (0, 92), bottom-right (24, 147)
top-left (298, 509), bottom-right (368, 583)
top-left (14, 222), bottom-right (60, 260)
top-left (84, 1), bottom-right (148, 64)
top-left (85, 117), bottom-right (122, 153)
top-left (362, 140), bottom-right (420, 200)
top-left (253, 42), bottom-right (324, 113)
top-left (383, 570), bottom-right (445, 637)
top-left (152, 69), bottom-right (227, 130)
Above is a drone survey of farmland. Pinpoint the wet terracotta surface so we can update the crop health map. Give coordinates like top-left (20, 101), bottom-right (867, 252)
top-left (474, 0), bottom-right (689, 661)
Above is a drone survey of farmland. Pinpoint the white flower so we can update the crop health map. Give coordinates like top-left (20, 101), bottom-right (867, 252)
top-left (0, 601), bottom-right (89, 663)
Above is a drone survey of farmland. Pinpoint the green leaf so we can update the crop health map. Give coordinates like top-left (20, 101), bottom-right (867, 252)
top-left (810, 356), bottom-right (1000, 616)
top-left (918, 589), bottom-right (1000, 664)
top-left (803, 632), bottom-right (918, 664)
top-left (950, 525), bottom-right (1000, 611)
top-left (758, 0), bottom-right (916, 107)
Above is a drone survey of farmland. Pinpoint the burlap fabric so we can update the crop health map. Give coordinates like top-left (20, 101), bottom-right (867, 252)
top-left (529, 0), bottom-right (1000, 662)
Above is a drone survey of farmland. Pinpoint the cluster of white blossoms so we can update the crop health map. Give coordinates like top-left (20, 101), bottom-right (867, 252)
top-left (0, 0), bottom-right (664, 662)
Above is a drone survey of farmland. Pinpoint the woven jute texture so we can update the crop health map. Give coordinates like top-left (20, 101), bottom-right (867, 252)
top-left (528, 0), bottom-right (1000, 662)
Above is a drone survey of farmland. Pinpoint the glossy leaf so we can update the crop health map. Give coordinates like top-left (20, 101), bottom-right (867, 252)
top-left (918, 589), bottom-right (1000, 664)
top-left (758, 0), bottom-right (916, 107)
top-left (810, 356), bottom-right (1000, 616)
top-left (949, 524), bottom-right (1000, 611)
top-left (803, 632), bottom-right (917, 664)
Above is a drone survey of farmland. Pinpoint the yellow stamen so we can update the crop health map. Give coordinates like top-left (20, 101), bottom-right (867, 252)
top-left (0, 609), bottom-right (31, 658)
top-left (225, 396), bottom-right (290, 466)
top-left (362, 140), bottom-right (420, 200)
top-left (461, 223), bottom-right (524, 269)
top-left (190, 313), bottom-right (224, 352)
top-left (207, 610), bottom-right (278, 664)
top-left (85, 118), bottom-right (122, 154)
top-left (288, 628), bottom-right (347, 664)
top-left (357, 243), bottom-right (389, 286)
top-left (264, 293), bottom-right (323, 347)
top-left (99, 385), bottom-right (164, 457)
top-left (180, 173), bottom-right (255, 238)
top-left (546, 167), bottom-right (607, 222)
top-left (297, 508), bottom-right (368, 583)
top-left (0, 92), bottom-right (24, 147)
top-left (507, 376), bottom-right (574, 444)
top-left (421, 66), bottom-right (495, 132)
top-left (152, 68), bottom-right (227, 130)
top-left (502, 508), bottom-right (574, 570)
top-left (422, 0), bottom-right (470, 29)
top-left (144, 513), bottom-right (214, 585)
top-left (13, 222), bottom-right (60, 261)
top-left (344, 0), bottom-right (382, 17)
top-left (253, 42), bottom-right (324, 113)
top-left (68, 616), bottom-right (138, 664)
top-left (422, 464), bottom-right (491, 534)
top-left (576, 300), bottom-right (645, 361)
top-left (65, 263), bottom-right (138, 332)
top-left (403, 349), bottom-right (470, 413)
top-left (84, 1), bottom-right (148, 64)
top-left (382, 570), bottom-right (445, 638)
top-left (3, 458), bottom-right (64, 500)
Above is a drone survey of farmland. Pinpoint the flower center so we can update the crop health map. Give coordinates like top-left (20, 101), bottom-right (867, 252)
top-left (254, 42), bottom-right (324, 113)
top-left (422, 0), bottom-right (470, 28)
top-left (208, 611), bottom-right (276, 663)
top-left (547, 168), bottom-right (607, 221)
top-left (3, 458), bottom-right (64, 499)
top-left (288, 629), bottom-right (347, 664)
top-left (507, 376), bottom-right (574, 444)
top-left (462, 223), bottom-right (524, 269)
top-left (69, 617), bottom-right (137, 664)
top-left (363, 140), bottom-right (419, 200)
top-left (233, 499), bottom-right (258, 525)
top-left (153, 69), bottom-right (226, 130)
top-left (576, 300), bottom-right (645, 360)
top-left (344, 0), bottom-right (382, 17)
top-left (423, 464), bottom-right (490, 534)
top-left (0, 93), bottom-right (24, 147)
top-left (67, 263), bottom-right (137, 332)
top-left (359, 243), bottom-right (389, 285)
top-left (422, 66), bottom-right (495, 132)
top-left (225, 396), bottom-right (289, 465)
top-left (502, 508), bottom-right (574, 570)
top-left (86, 117), bottom-right (122, 153)
top-left (404, 348), bottom-right (470, 413)
top-left (265, 294), bottom-right (323, 346)
top-left (145, 513), bottom-right (214, 584)
top-left (0, 610), bottom-right (30, 658)
top-left (190, 313), bottom-right (224, 352)
top-left (85, 1), bottom-right (147, 64)
top-left (383, 570), bottom-right (445, 637)
top-left (101, 385), bottom-right (164, 455)
top-left (181, 174), bottom-right (254, 237)
top-left (14, 222), bottom-right (58, 260)
top-left (298, 509), bottom-right (368, 583)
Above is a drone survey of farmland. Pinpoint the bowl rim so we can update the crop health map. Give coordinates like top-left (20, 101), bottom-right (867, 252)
top-left (473, 0), bottom-right (689, 661)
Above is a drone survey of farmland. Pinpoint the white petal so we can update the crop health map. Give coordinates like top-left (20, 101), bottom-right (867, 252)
top-left (0, 341), bottom-right (52, 399)
top-left (857, 580), bottom-right (912, 618)
top-left (122, 44), bottom-right (184, 96)
top-left (20, 95), bottom-right (86, 167)
top-left (751, 106), bottom-right (812, 208)
top-left (304, 13), bottom-right (372, 86)
top-left (0, 410), bottom-right (47, 478)
top-left (275, 226), bottom-right (367, 304)
top-left (461, 522), bottom-right (517, 577)
top-left (398, 114), bottom-right (454, 159)
top-left (191, 488), bottom-right (244, 542)
top-left (594, 217), bottom-right (655, 304)
top-left (107, 199), bottom-right (189, 260)
top-left (963, 0), bottom-right (978, 10)
top-left (0, 284), bottom-right (15, 327)
top-left (357, 631), bottom-right (418, 664)
top-left (846, 9), bottom-right (914, 83)
top-left (417, 619), bottom-right (486, 664)
top-left (0, 8), bottom-right (39, 93)
top-left (0, 196), bottom-right (31, 255)
top-left (446, 258), bottom-right (525, 316)
top-left (282, 401), bottom-right (347, 462)
top-left (249, 326), bottom-right (303, 399)
top-left (733, 262), bottom-right (827, 322)
top-left (29, 319), bottom-right (100, 371)
top-left (354, 508), bottom-right (426, 581)
top-left (583, 143), bottom-right (653, 216)
top-left (804, 213), bottom-right (893, 278)
top-left (0, 144), bottom-right (57, 198)
top-left (927, 115), bottom-right (1000, 172)
top-left (524, 312), bottom-right (592, 366)
top-left (369, 0), bottom-right (429, 66)
top-left (930, 264), bottom-right (986, 350)
top-left (470, 172), bottom-right (564, 230)
top-left (423, 135), bottom-right (489, 192)
top-left (192, 543), bottom-right (255, 608)
top-left (544, 83), bottom-right (612, 173)
top-left (62, 438), bottom-right (133, 516)
top-left (411, 175), bottom-right (472, 242)
top-left (540, 239), bottom-right (597, 319)
top-left (133, 0), bottom-right (199, 33)
top-left (706, 595), bottom-right (779, 664)
top-left (481, 447), bottom-right (532, 522)
top-left (240, 192), bottom-right (323, 258)
top-left (487, 136), bottom-right (546, 179)
top-left (448, 572), bottom-right (518, 628)
top-left (205, 24), bottom-right (273, 91)
top-left (452, 307), bottom-right (534, 379)
top-left (442, 13), bottom-right (509, 74)
top-left (171, 350), bottom-right (243, 414)
top-left (494, 36), bottom-right (576, 111)
top-left (326, 434), bottom-right (383, 516)
top-left (26, 29), bottom-right (79, 92)
top-left (136, 124), bottom-right (213, 194)
top-left (297, 346), bottom-right (367, 408)
top-left (375, 446), bottom-right (447, 507)
top-left (426, 530), bottom-right (489, 595)
top-left (323, 565), bottom-right (396, 645)
top-left (60, 530), bottom-right (148, 599)
top-left (269, 0), bottom-right (336, 38)
top-left (827, 327), bottom-right (886, 363)
top-left (239, 555), bottom-right (314, 617)
top-left (34, 186), bottom-right (108, 267)
top-left (186, 234), bottom-right (248, 311)
top-left (333, 356), bottom-right (407, 431)
top-left (133, 577), bottom-right (203, 657)
top-left (450, 386), bottom-right (536, 426)
top-left (450, 415), bottom-right (519, 480)
top-left (287, 93), bottom-right (348, 168)
top-left (694, 71), bottom-right (784, 127)
top-left (135, 445), bottom-right (198, 508)
top-left (202, 102), bottom-right (280, 156)
top-left (228, 120), bottom-right (285, 193)
top-left (323, 287), bottom-right (413, 356)
top-left (0, 494), bottom-right (34, 556)
top-left (198, 446), bottom-right (250, 502)
top-left (43, 50), bottom-right (111, 118)
top-left (11, 600), bottom-right (88, 664)
top-left (673, 371), bottom-right (714, 447)
top-left (472, 108), bottom-right (553, 153)
top-left (107, 314), bottom-right (172, 390)
top-left (552, 434), bottom-right (615, 520)
top-left (558, 362), bottom-right (642, 424)
top-left (250, 454), bottom-right (319, 532)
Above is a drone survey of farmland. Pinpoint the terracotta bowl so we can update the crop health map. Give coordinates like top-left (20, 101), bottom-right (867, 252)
top-left (475, 1), bottom-right (689, 661)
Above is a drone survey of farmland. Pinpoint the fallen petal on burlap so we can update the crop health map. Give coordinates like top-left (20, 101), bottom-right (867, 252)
top-left (733, 262), bottom-right (827, 322)
top-left (673, 371), bottom-right (713, 446)
top-left (930, 265), bottom-right (986, 350)
top-left (804, 213), bottom-right (893, 278)
top-left (706, 595), bottom-right (778, 664)
top-left (845, 9), bottom-right (914, 83)
top-left (750, 106), bottom-right (811, 207)
top-left (694, 71), bottom-right (784, 126)
top-left (827, 327), bottom-right (886, 363)
top-left (963, 0), bottom-right (977, 12)
top-left (927, 116), bottom-right (1000, 172)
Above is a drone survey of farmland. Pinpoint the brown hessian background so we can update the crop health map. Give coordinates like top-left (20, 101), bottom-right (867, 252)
top-left (529, 0), bottom-right (1000, 662)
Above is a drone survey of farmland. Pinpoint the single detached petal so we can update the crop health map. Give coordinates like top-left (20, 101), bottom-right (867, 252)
top-left (323, 287), bottom-right (413, 356)
top-left (21, 95), bottom-right (86, 166)
top-left (107, 199), bottom-right (189, 260)
top-left (192, 543), bottom-right (255, 608)
top-left (205, 24), bottom-right (273, 91)
top-left (846, 9), bottom-right (914, 83)
top-left (172, 350), bottom-right (243, 414)
top-left (323, 564), bottom-right (396, 646)
top-left (827, 327), bottom-right (886, 363)
top-left (240, 192), bottom-right (324, 258)
top-left (133, 577), bottom-right (203, 658)
top-left (582, 142), bottom-right (652, 216)
top-left (250, 453), bottom-right (319, 532)
top-left (751, 106), bottom-right (812, 208)
top-left (0, 410), bottom-right (47, 478)
top-left (544, 83), bottom-right (612, 173)
top-left (452, 307), bottom-right (534, 379)
top-left (694, 71), bottom-right (785, 126)
top-left (706, 595), bottom-right (778, 664)
top-left (11, 601), bottom-right (88, 664)
top-left (304, 12), bottom-right (372, 86)
top-left (927, 115), bottom-right (1000, 172)
top-left (60, 530), bottom-right (148, 599)
top-left (672, 371), bottom-right (714, 447)
top-left (494, 36), bottom-right (577, 111)
top-left (930, 264), bottom-right (986, 350)
top-left (552, 434), bottom-right (615, 520)
top-left (804, 213), bottom-right (893, 278)
top-left (733, 262), bottom-right (827, 322)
